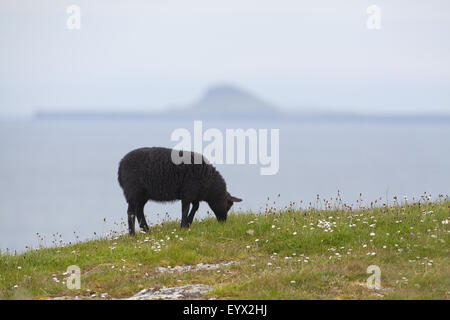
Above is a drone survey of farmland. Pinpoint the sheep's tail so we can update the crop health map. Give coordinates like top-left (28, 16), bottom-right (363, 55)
top-left (117, 161), bottom-right (123, 188)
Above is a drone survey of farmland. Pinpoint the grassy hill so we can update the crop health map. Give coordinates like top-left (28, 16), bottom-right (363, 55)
top-left (1, 197), bottom-right (448, 300)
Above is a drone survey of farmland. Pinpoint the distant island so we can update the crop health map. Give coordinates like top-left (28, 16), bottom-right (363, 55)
top-left (176, 84), bottom-right (277, 115)
top-left (34, 84), bottom-right (450, 123)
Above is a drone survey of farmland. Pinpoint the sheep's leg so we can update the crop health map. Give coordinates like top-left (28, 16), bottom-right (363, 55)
top-left (127, 203), bottom-right (136, 236)
top-left (136, 203), bottom-right (149, 233)
top-left (187, 201), bottom-right (199, 225)
top-left (180, 200), bottom-right (191, 228)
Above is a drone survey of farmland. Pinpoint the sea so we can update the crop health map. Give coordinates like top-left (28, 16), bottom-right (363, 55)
top-left (0, 116), bottom-right (449, 252)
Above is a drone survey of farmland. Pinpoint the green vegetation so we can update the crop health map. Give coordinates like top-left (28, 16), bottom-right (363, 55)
top-left (1, 197), bottom-right (448, 300)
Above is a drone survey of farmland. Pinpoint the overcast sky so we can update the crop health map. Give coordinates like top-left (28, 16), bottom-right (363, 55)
top-left (1, 0), bottom-right (449, 116)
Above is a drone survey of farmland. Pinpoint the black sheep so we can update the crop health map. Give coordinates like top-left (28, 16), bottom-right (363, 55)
top-left (118, 147), bottom-right (242, 235)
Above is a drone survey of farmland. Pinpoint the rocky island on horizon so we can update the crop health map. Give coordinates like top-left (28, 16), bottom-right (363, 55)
top-left (33, 83), bottom-right (450, 123)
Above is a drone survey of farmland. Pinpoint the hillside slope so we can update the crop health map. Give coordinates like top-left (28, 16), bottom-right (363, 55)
top-left (1, 198), bottom-right (448, 299)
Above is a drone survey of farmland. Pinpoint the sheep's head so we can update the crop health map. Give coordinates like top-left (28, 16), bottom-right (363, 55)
top-left (209, 192), bottom-right (242, 222)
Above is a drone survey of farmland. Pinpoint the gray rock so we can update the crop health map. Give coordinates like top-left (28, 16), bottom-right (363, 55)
top-left (127, 284), bottom-right (213, 300)
top-left (155, 261), bottom-right (238, 273)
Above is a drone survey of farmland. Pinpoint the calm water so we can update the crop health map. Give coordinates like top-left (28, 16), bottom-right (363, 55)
top-left (1, 118), bottom-right (449, 252)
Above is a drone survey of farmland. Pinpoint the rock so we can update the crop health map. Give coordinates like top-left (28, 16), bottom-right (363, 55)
top-left (127, 284), bottom-right (213, 300)
top-left (155, 261), bottom-right (238, 274)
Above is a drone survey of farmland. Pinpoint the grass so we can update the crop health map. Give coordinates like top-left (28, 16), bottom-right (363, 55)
top-left (0, 196), bottom-right (449, 300)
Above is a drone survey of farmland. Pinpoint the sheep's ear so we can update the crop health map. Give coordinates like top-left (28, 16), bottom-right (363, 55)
top-left (229, 195), bottom-right (242, 202)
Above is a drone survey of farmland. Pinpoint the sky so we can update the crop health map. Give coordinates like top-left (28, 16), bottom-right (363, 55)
top-left (0, 0), bottom-right (449, 116)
